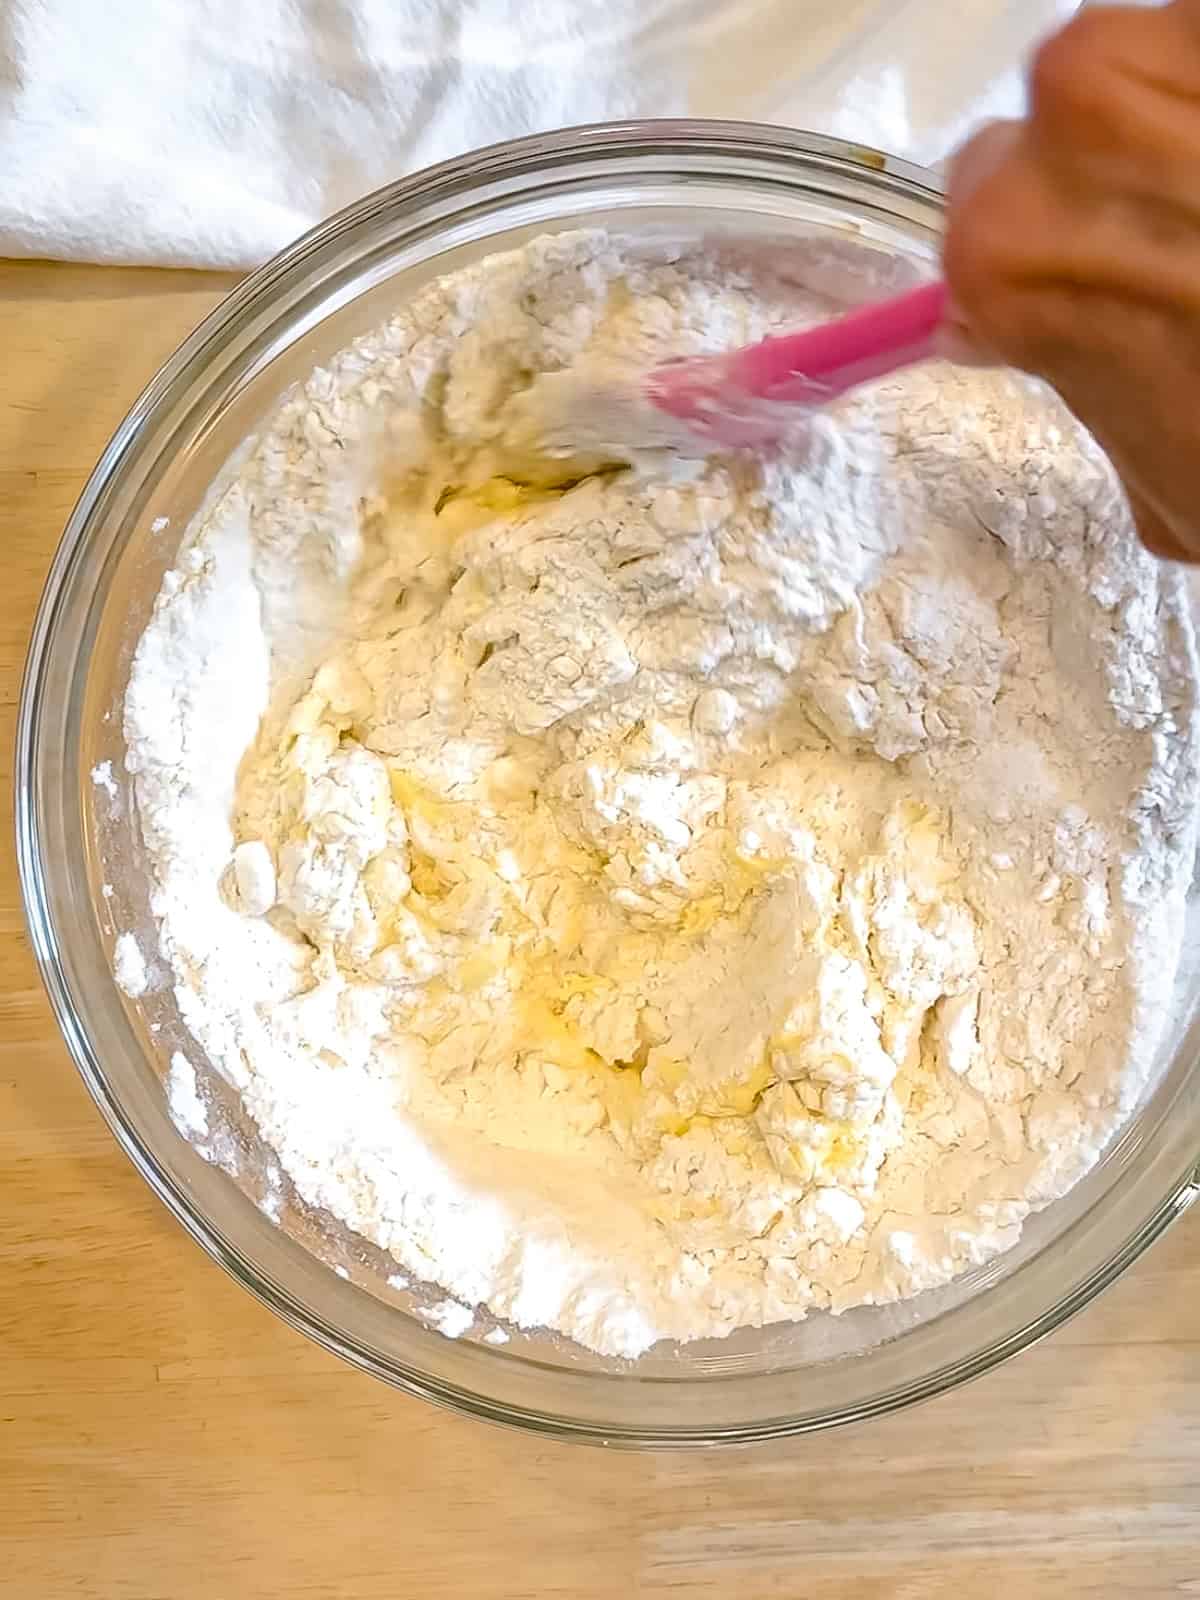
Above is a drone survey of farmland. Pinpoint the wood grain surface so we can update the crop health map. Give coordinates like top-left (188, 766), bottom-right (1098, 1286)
top-left (1, 258), bottom-right (1198, 1600)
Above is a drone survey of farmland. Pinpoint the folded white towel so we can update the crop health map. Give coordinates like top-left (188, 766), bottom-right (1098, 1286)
top-left (0, 0), bottom-right (1076, 269)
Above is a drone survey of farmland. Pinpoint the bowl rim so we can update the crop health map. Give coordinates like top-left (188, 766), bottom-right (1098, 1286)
top-left (17, 117), bottom-right (1200, 1446)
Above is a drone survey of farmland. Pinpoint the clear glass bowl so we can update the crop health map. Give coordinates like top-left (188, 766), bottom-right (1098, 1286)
top-left (17, 121), bottom-right (1200, 1446)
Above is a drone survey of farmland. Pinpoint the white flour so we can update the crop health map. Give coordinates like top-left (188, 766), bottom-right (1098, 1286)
top-left (122, 229), bottom-right (1199, 1358)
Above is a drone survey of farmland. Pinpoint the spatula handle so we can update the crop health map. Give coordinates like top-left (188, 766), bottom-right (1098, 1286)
top-left (730, 280), bottom-right (948, 405)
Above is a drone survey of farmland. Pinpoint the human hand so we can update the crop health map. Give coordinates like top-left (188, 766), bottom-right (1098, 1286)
top-left (942, 2), bottom-right (1200, 560)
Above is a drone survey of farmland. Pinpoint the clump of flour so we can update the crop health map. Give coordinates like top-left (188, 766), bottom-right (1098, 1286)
top-left (112, 931), bottom-right (148, 998)
top-left (122, 229), bottom-right (1199, 1357)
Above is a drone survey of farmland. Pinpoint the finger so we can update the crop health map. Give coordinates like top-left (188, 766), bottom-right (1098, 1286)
top-left (1029, 5), bottom-right (1200, 210)
top-left (940, 122), bottom-right (1024, 363)
top-left (942, 130), bottom-right (1078, 368)
top-left (1125, 485), bottom-right (1198, 562)
top-left (945, 134), bottom-right (1200, 369)
top-left (945, 119), bottom-right (1021, 211)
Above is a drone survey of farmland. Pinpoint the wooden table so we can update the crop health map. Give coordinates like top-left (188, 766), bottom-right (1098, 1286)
top-left (2, 258), bottom-right (1198, 1600)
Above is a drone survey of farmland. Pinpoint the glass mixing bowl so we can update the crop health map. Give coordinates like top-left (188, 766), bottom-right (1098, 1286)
top-left (17, 122), bottom-right (1200, 1446)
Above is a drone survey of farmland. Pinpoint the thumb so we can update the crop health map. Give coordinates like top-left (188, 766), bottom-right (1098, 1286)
top-left (938, 119), bottom-right (1025, 366)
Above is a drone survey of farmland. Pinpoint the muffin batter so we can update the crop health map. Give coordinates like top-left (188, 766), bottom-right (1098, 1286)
top-left (123, 231), bottom-right (1199, 1356)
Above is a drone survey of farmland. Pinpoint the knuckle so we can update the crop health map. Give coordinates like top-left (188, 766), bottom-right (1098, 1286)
top-left (1029, 11), bottom-right (1121, 124)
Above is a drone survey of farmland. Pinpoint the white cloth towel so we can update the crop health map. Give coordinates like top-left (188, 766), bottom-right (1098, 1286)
top-left (0, 0), bottom-right (1077, 270)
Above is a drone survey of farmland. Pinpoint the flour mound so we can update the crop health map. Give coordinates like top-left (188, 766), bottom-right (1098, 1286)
top-left (123, 231), bottom-right (1199, 1358)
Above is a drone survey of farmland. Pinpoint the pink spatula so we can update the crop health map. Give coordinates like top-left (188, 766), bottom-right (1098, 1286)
top-left (645, 280), bottom-right (948, 447)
